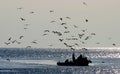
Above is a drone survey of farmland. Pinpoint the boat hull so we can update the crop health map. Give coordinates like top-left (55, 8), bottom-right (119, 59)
top-left (57, 62), bottom-right (89, 66)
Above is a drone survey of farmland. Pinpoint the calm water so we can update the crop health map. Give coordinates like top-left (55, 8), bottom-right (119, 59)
top-left (0, 48), bottom-right (120, 74)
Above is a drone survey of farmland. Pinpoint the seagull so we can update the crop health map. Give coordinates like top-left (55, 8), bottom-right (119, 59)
top-left (20, 18), bottom-right (25, 21)
top-left (24, 28), bottom-right (28, 30)
top-left (96, 42), bottom-right (100, 44)
top-left (74, 43), bottom-right (79, 46)
top-left (8, 37), bottom-right (12, 41)
top-left (78, 34), bottom-right (84, 39)
top-left (42, 34), bottom-right (47, 36)
top-left (49, 10), bottom-right (54, 13)
top-left (26, 46), bottom-right (32, 48)
top-left (60, 18), bottom-right (63, 21)
top-left (66, 17), bottom-right (71, 19)
top-left (85, 36), bottom-right (90, 40)
top-left (80, 41), bottom-right (85, 44)
top-left (72, 38), bottom-right (78, 40)
top-left (50, 21), bottom-right (56, 23)
top-left (59, 39), bottom-right (64, 42)
top-left (83, 2), bottom-right (87, 6)
top-left (73, 25), bottom-right (78, 28)
top-left (61, 23), bottom-right (66, 25)
top-left (16, 41), bottom-right (21, 44)
top-left (64, 26), bottom-right (68, 29)
top-left (30, 11), bottom-right (34, 14)
top-left (112, 43), bottom-right (116, 46)
top-left (44, 30), bottom-right (50, 32)
top-left (85, 19), bottom-right (88, 22)
top-left (48, 44), bottom-right (53, 46)
top-left (64, 31), bottom-right (70, 33)
top-left (91, 33), bottom-right (96, 35)
top-left (4, 42), bottom-right (10, 45)
top-left (31, 41), bottom-right (37, 44)
top-left (17, 7), bottom-right (23, 10)
top-left (81, 29), bottom-right (87, 32)
top-left (19, 36), bottom-right (24, 39)
top-left (12, 40), bottom-right (17, 43)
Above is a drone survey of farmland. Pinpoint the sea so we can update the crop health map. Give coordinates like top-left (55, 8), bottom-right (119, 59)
top-left (0, 48), bottom-right (120, 74)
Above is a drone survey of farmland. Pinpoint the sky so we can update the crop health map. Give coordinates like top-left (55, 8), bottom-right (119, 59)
top-left (0, 0), bottom-right (120, 48)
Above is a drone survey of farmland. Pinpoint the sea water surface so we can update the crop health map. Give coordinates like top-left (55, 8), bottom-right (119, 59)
top-left (0, 48), bottom-right (120, 74)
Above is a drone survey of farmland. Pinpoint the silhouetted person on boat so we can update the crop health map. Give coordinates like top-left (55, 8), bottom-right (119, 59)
top-left (72, 53), bottom-right (75, 62)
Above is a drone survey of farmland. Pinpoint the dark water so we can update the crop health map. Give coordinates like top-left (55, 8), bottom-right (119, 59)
top-left (0, 48), bottom-right (120, 74)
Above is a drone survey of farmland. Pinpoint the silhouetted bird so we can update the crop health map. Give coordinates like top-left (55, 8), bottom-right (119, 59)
top-left (64, 31), bottom-right (70, 33)
top-left (19, 36), bottom-right (24, 39)
top-left (42, 34), bottom-right (47, 36)
top-left (16, 41), bottom-right (21, 44)
top-left (17, 7), bottom-right (23, 10)
top-left (4, 42), bottom-right (10, 45)
top-left (85, 36), bottom-right (89, 40)
top-left (64, 26), bottom-right (68, 29)
top-left (24, 28), bottom-right (28, 30)
top-left (26, 46), bottom-right (32, 48)
top-left (95, 42), bottom-right (100, 44)
top-left (80, 41), bottom-right (85, 44)
top-left (31, 41), bottom-right (37, 44)
top-left (74, 43), bottom-right (79, 46)
top-left (61, 23), bottom-right (66, 25)
top-left (73, 25), bottom-right (78, 28)
top-left (44, 30), bottom-right (50, 32)
top-left (66, 17), bottom-right (71, 19)
top-left (59, 39), bottom-right (64, 42)
top-left (20, 18), bottom-right (25, 21)
top-left (91, 33), bottom-right (96, 35)
top-left (30, 11), bottom-right (34, 14)
top-left (112, 43), bottom-right (116, 46)
top-left (81, 29), bottom-right (87, 32)
top-left (83, 2), bottom-right (87, 6)
top-left (12, 40), bottom-right (17, 43)
top-left (78, 34), bottom-right (84, 39)
top-left (85, 19), bottom-right (88, 22)
top-left (48, 44), bottom-right (53, 46)
top-left (49, 10), bottom-right (54, 13)
top-left (8, 37), bottom-right (12, 41)
top-left (60, 18), bottom-right (63, 21)
top-left (50, 21), bottom-right (56, 23)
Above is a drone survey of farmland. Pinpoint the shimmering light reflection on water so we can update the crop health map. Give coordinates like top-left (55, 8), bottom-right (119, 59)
top-left (0, 48), bottom-right (120, 74)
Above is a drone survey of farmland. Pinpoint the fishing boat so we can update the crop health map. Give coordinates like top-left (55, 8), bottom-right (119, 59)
top-left (57, 53), bottom-right (92, 66)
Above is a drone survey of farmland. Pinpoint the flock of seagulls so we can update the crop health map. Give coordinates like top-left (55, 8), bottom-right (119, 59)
top-left (3, 1), bottom-right (117, 49)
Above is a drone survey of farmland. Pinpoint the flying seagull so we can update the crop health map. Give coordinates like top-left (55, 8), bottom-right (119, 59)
top-left (44, 30), bottom-right (50, 32)
top-left (8, 37), bottom-right (12, 41)
top-left (19, 36), bottom-right (24, 39)
top-left (112, 43), bottom-right (116, 46)
top-left (20, 18), bottom-right (25, 21)
top-left (17, 7), bottom-right (23, 10)
top-left (85, 19), bottom-right (88, 22)
top-left (61, 23), bottom-right (66, 25)
top-left (49, 10), bottom-right (54, 13)
top-left (83, 2), bottom-right (87, 6)
top-left (59, 39), bottom-right (64, 42)
top-left (85, 36), bottom-right (90, 40)
top-left (31, 41), bottom-right (38, 44)
top-left (60, 18), bottom-right (63, 21)
top-left (4, 42), bottom-right (10, 45)
top-left (66, 17), bottom-right (71, 19)
top-left (91, 33), bottom-right (96, 35)
top-left (30, 11), bottom-right (34, 14)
